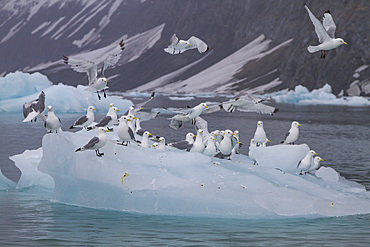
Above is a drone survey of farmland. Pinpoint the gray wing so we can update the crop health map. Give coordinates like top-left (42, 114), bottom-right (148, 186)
top-left (170, 140), bottom-right (191, 150)
top-left (23, 100), bottom-right (36, 118)
top-left (134, 92), bottom-right (155, 112)
top-left (74, 115), bottom-right (88, 126)
top-left (136, 129), bottom-right (145, 136)
top-left (63, 56), bottom-right (97, 85)
top-left (101, 39), bottom-right (125, 77)
top-left (187, 36), bottom-right (209, 53)
top-left (238, 93), bottom-right (263, 104)
top-left (84, 136), bottom-right (100, 149)
top-left (95, 116), bottom-right (112, 127)
top-left (169, 119), bottom-right (182, 130)
top-left (304, 5), bottom-right (331, 44)
top-left (128, 127), bottom-right (135, 140)
top-left (237, 102), bottom-right (278, 115)
top-left (323, 11), bottom-right (336, 38)
top-left (202, 104), bottom-right (222, 114)
top-left (169, 34), bottom-right (179, 46)
top-left (135, 111), bottom-right (159, 122)
top-left (231, 136), bottom-right (238, 148)
top-left (186, 144), bottom-right (193, 152)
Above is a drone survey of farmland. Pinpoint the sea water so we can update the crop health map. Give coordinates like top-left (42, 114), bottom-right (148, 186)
top-left (0, 96), bottom-right (369, 246)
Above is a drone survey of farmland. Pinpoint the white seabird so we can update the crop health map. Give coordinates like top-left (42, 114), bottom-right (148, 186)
top-left (305, 5), bottom-right (347, 58)
top-left (216, 129), bottom-right (237, 160)
top-left (69, 106), bottom-right (96, 129)
top-left (248, 139), bottom-right (257, 165)
top-left (164, 34), bottom-right (209, 55)
top-left (23, 91), bottom-right (46, 122)
top-left (117, 115), bottom-right (135, 145)
top-left (44, 106), bottom-right (61, 133)
top-left (168, 133), bottom-right (195, 150)
top-left (281, 121), bottom-right (301, 144)
top-left (308, 156), bottom-right (324, 173)
top-left (75, 127), bottom-right (110, 157)
top-left (155, 137), bottom-right (166, 150)
top-left (297, 150), bottom-right (318, 174)
top-left (89, 106), bottom-right (120, 131)
top-left (141, 131), bottom-right (153, 148)
top-left (63, 39), bottom-right (125, 99)
top-left (189, 129), bottom-right (205, 153)
top-left (203, 136), bottom-right (218, 156)
top-left (253, 121), bottom-right (268, 147)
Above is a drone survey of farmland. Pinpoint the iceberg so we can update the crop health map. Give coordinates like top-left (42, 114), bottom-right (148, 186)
top-left (0, 72), bottom-right (133, 113)
top-left (4, 129), bottom-right (370, 219)
top-left (264, 84), bottom-right (370, 106)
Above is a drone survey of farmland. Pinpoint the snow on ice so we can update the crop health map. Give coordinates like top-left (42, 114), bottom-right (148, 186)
top-left (2, 129), bottom-right (370, 219)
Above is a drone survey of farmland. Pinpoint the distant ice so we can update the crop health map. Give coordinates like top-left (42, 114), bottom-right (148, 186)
top-left (169, 96), bottom-right (195, 101)
top-left (3, 129), bottom-right (369, 219)
top-left (264, 84), bottom-right (370, 106)
top-left (0, 72), bottom-right (133, 113)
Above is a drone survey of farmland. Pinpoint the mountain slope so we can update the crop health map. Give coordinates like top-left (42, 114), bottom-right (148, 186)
top-left (0, 0), bottom-right (368, 95)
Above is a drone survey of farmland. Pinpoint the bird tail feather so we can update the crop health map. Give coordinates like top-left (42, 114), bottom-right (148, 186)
top-left (307, 46), bottom-right (320, 53)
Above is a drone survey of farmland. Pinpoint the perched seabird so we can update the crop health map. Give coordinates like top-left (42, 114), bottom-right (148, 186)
top-left (164, 34), bottom-right (209, 55)
top-left (203, 136), bottom-right (218, 156)
top-left (63, 39), bottom-right (125, 99)
top-left (232, 130), bottom-right (241, 154)
top-left (281, 121), bottom-right (301, 144)
top-left (189, 129), bottom-right (205, 153)
top-left (216, 129), bottom-right (237, 159)
top-left (88, 107), bottom-right (120, 131)
top-left (308, 156), bottom-right (324, 173)
top-left (69, 106), bottom-right (96, 129)
top-left (222, 93), bottom-right (278, 115)
top-left (297, 150), bottom-right (318, 174)
top-left (23, 91), bottom-right (45, 122)
top-left (168, 133), bottom-right (195, 150)
top-left (44, 106), bottom-right (61, 133)
top-left (305, 5), bottom-right (347, 58)
top-left (75, 127), bottom-right (110, 157)
top-left (116, 116), bottom-right (135, 145)
top-left (141, 131), bottom-right (153, 148)
top-left (106, 106), bottom-right (120, 125)
top-left (155, 137), bottom-right (166, 150)
top-left (248, 139), bottom-right (257, 165)
top-left (253, 121), bottom-right (268, 147)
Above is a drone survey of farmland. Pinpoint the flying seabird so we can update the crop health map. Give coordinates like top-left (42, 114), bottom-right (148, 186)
top-left (23, 91), bottom-right (45, 122)
top-left (63, 39), bottom-right (125, 99)
top-left (164, 34), bottom-right (209, 55)
top-left (222, 93), bottom-right (278, 115)
top-left (305, 5), bottom-right (347, 58)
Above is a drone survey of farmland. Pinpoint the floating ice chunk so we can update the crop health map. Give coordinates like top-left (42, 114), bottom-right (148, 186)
top-left (0, 71), bottom-right (51, 100)
top-left (315, 166), bottom-right (339, 182)
top-left (264, 84), bottom-right (370, 106)
top-left (25, 130), bottom-right (370, 218)
top-left (0, 169), bottom-right (17, 190)
top-left (0, 72), bottom-right (133, 113)
top-left (9, 148), bottom-right (54, 189)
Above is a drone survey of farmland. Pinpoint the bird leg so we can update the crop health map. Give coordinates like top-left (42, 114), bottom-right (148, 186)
top-left (323, 50), bottom-right (326, 59)
top-left (97, 91), bottom-right (101, 100)
top-left (103, 89), bottom-right (106, 98)
top-left (96, 149), bottom-right (104, 157)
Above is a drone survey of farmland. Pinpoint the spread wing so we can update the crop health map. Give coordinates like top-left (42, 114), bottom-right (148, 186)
top-left (304, 5), bottom-right (331, 43)
top-left (63, 56), bottom-right (97, 85)
top-left (202, 104), bottom-right (222, 114)
top-left (101, 39), bottom-right (125, 77)
top-left (237, 102), bottom-right (278, 115)
top-left (133, 92), bottom-right (155, 112)
top-left (194, 116), bottom-right (210, 142)
top-left (187, 36), bottom-right (209, 53)
top-left (169, 34), bottom-right (179, 46)
top-left (323, 11), bottom-right (336, 38)
top-left (135, 111), bottom-right (159, 122)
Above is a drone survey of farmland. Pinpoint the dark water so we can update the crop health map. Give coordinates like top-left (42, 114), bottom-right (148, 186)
top-left (1, 95), bottom-right (370, 246)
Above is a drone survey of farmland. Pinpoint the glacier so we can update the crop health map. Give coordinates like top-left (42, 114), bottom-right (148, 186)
top-left (2, 128), bottom-right (370, 219)
top-left (0, 72), bottom-right (132, 113)
top-left (264, 84), bottom-right (370, 106)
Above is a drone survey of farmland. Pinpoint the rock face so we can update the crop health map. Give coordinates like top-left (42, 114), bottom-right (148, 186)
top-left (0, 0), bottom-right (368, 95)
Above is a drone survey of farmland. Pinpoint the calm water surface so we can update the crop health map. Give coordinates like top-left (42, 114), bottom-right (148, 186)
top-left (1, 96), bottom-right (369, 246)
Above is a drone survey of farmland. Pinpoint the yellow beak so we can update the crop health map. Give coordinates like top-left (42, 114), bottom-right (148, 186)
top-left (127, 119), bottom-right (131, 121)
top-left (298, 124), bottom-right (302, 126)
top-left (105, 130), bottom-right (110, 132)
top-left (315, 153), bottom-right (318, 155)
top-left (343, 42), bottom-right (347, 45)
top-left (321, 158), bottom-right (324, 161)
top-left (117, 109), bottom-right (120, 111)
top-left (93, 108), bottom-right (96, 111)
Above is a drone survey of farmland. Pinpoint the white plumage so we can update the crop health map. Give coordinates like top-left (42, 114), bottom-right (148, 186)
top-left (164, 34), bottom-right (209, 55)
top-left (44, 106), bottom-right (61, 133)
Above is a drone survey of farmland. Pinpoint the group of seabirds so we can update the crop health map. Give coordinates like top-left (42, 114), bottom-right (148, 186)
top-left (21, 4), bottom-right (339, 175)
